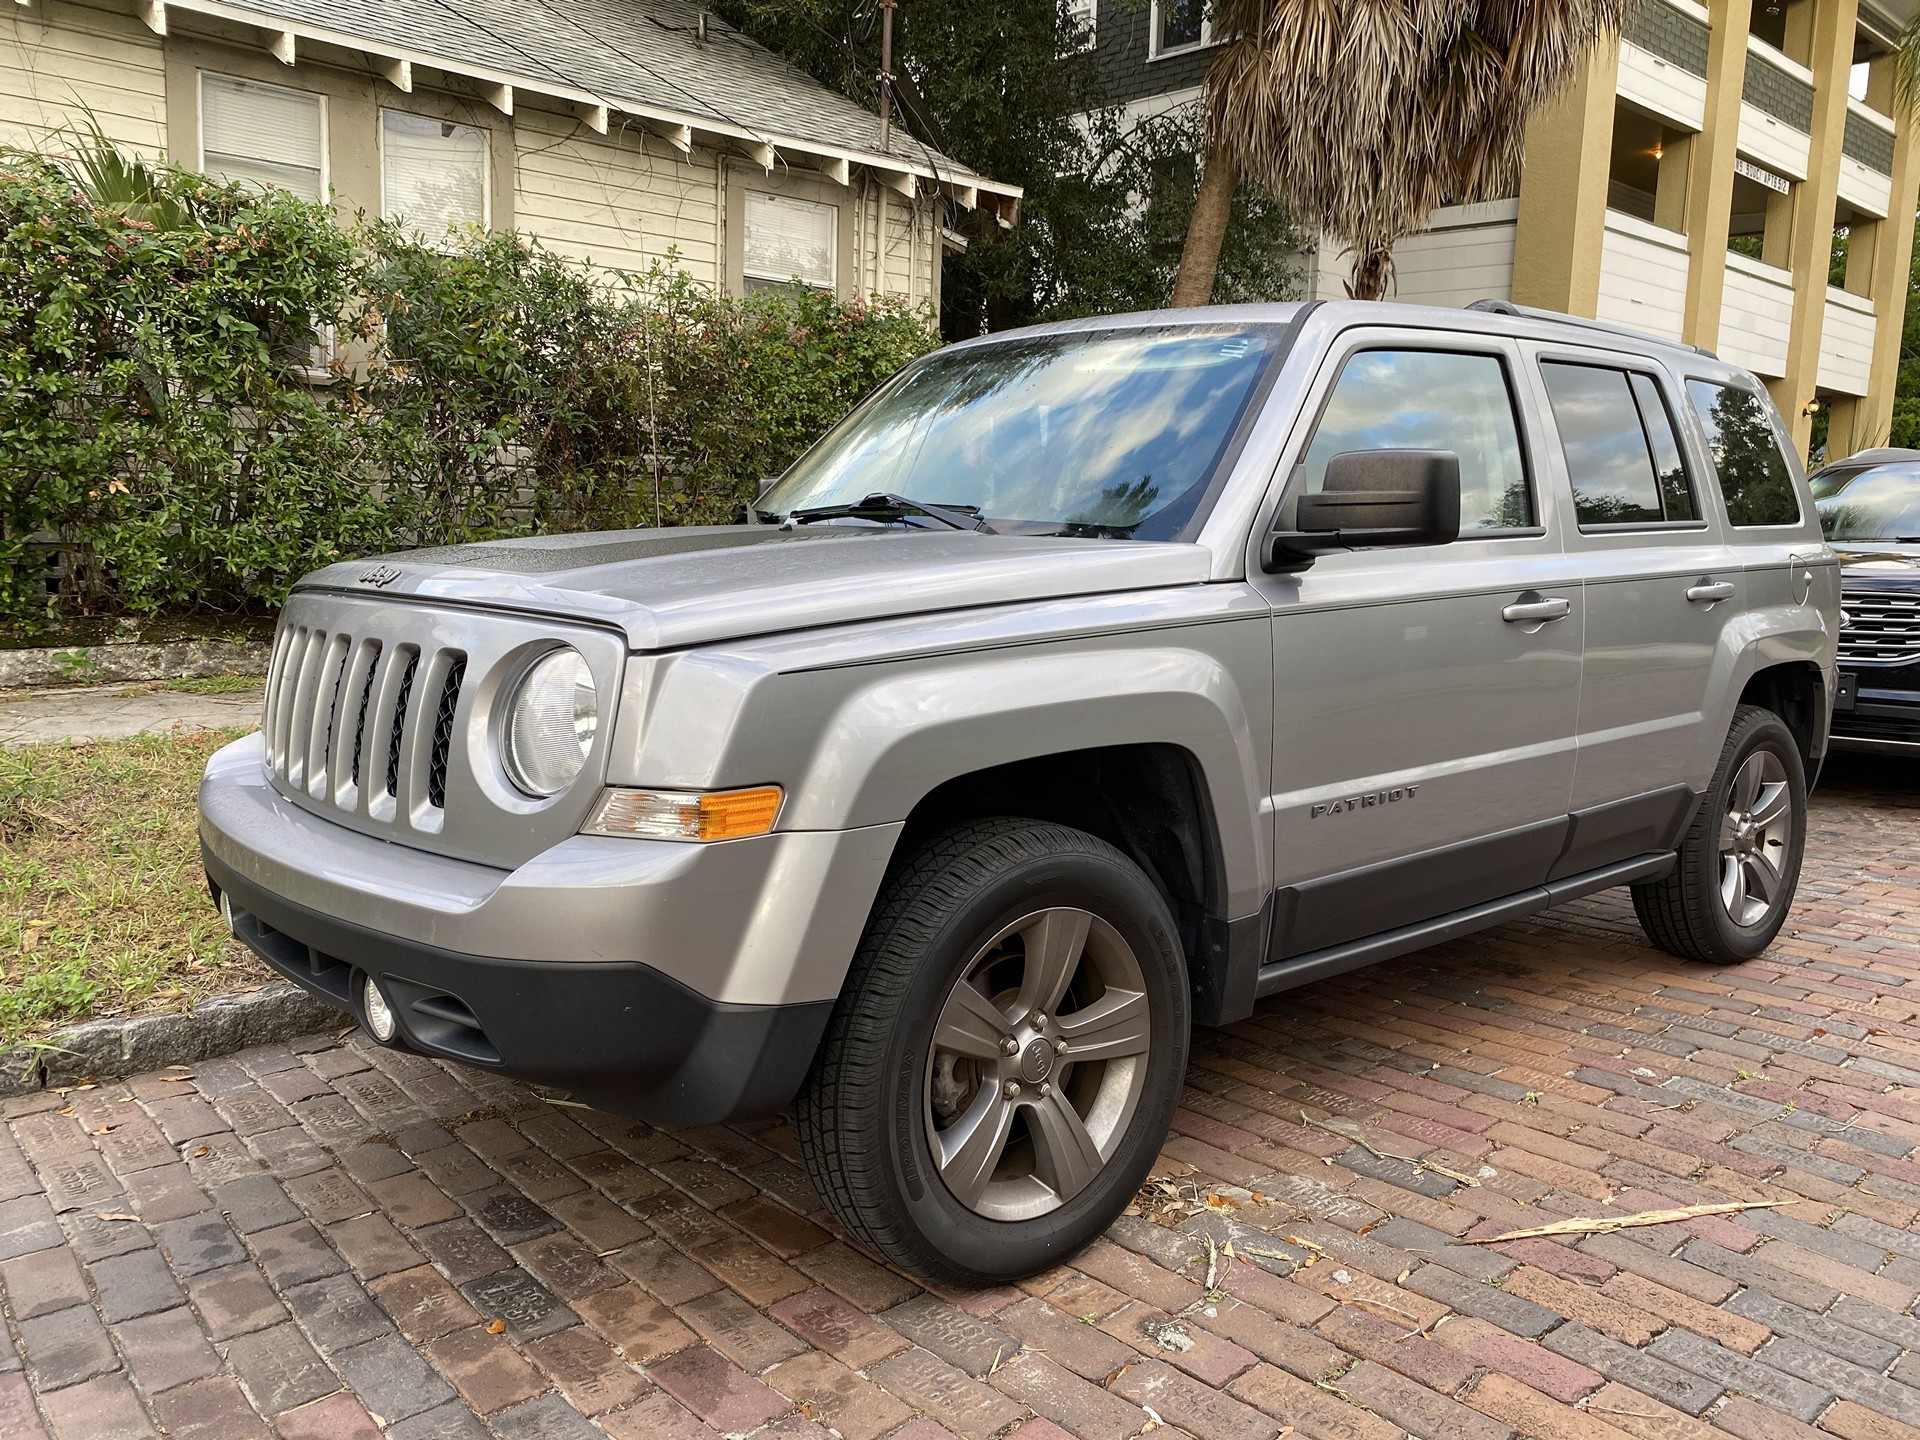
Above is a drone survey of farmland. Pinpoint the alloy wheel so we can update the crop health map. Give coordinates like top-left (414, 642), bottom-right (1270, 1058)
top-left (1718, 749), bottom-right (1792, 928)
top-left (923, 907), bottom-right (1151, 1221)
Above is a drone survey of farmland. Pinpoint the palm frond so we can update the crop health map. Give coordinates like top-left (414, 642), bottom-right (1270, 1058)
top-left (1202, 0), bottom-right (1629, 296)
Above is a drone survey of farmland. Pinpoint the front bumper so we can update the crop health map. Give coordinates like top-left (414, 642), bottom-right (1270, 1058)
top-left (207, 851), bottom-right (831, 1122)
top-left (1831, 664), bottom-right (1920, 754)
top-left (198, 733), bottom-right (901, 1121)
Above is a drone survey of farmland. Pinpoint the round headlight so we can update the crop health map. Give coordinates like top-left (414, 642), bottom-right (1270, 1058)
top-left (504, 648), bottom-right (597, 797)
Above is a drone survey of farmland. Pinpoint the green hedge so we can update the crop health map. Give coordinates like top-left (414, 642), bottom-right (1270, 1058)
top-left (0, 151), bottom-right (936, 630)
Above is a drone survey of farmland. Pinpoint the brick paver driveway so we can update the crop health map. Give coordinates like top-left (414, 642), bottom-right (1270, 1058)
top-left (4, 758), bottom-right (1919, 1440)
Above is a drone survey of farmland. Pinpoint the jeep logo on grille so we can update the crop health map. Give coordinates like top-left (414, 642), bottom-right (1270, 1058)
top-left (358, 564), bottom-right (403, 589)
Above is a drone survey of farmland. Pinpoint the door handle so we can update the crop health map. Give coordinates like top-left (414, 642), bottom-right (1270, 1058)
top-left (1501, 597), bottom-right (1572, 624)
top-left (1686, 581), bottom-right (1736, 604)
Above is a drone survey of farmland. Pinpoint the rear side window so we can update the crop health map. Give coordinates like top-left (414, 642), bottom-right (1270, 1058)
top-left (1685, 379), bottom-right (1802, 526)
top-left (1300, 349), bottom-right (1533, 530)
top-left (1540, 363), bottom-right (1698, 527)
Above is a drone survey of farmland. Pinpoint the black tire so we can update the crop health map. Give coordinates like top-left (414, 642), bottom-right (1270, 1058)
top-left (1632, 704), bottom-right (1807, 964)
top-left (796, 818), bottom-right (1189, 1286)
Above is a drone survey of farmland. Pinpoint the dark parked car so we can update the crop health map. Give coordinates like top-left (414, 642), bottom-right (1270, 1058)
top-left (1811, 448), bottom-right (1920, 754)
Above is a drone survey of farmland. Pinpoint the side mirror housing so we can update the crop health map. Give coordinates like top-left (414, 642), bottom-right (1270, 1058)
top-left (756, 476), bottom-right (780, 500)
top-left (1263, 449), bottom-right (1462, 573)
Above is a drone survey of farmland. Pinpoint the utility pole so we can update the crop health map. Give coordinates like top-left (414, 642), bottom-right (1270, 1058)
top-left (878, 0), bottom-right (897, 150)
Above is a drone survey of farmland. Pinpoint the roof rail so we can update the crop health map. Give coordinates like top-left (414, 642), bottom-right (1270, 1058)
top-left (1464, 298), bottom-right (1718, 359)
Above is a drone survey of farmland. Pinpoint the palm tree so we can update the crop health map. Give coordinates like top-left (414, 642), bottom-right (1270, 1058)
top-left (1170, 0), bottom-right (1629, 306)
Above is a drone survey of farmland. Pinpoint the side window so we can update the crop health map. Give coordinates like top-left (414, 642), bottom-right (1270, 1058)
top-left (1540, 362), bottom-right (1699, 527)
top-left (1685, 379), bottom-right (1802, 526)
top-left (1299, 349), bottom-right (1533, 531)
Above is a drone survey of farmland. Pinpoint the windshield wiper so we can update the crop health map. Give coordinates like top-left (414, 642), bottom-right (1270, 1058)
top-left (783, 492), bottom-right (995, 534)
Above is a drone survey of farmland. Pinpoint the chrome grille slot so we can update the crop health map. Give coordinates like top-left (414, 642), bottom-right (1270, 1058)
top-left (305, 634), bottom-right (352, 797)
top-left (384, 650), bottom-right (420, 799)
top-left (1839, 589), bottom-right (1920, 665)
top-left (428, 655), bottom-right (467, 810)
top-left (282, 629), bottom-right (333, 791)
top-left (329, 639), bottom-right (382, 805)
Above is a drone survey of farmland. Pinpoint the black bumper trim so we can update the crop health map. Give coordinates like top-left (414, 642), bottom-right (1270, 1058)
top-left (203, 847), bottom-right (833, 1125)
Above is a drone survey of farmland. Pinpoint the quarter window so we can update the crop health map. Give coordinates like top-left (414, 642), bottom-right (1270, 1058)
top-left (744, 192), bottom-right (837, 292)
top-left (1299, 349), bottom-right (1533, 531)
top-left (1541, 362), bottom-right (1698, 527)
top-left (1685, 380), bottom-right (1802, 526)
top-left (199, 73), bottom-right (325, 202)
top-left (1062, 0), bottom-right (1098, 51)
top-left (381, 111), bottom-right (489, 235)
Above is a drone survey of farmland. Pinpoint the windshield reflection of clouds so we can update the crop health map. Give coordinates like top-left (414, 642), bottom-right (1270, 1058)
top-left (764, 331), bottom-right (1274, 539)
top-left (1818, 471), bottom-right (1920, 540)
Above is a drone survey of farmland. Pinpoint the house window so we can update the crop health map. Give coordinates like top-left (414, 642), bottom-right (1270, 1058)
top-left (198, 73), bottom-right (325, 202)
top-left (381, 110), bottom-right (489, 235)
top-left (744, 192), bottom-right (836, 292)
top-left (1151, 0), bottom-right (1210, 56)
top-left (1062, 0), bottom-right (1098, 51)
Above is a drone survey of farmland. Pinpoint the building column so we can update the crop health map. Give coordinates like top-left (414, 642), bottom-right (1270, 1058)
top-left (1846, 58), bottom-right (1920, 454)
top-left (1680, 0), bottom-right (1755, 351)
top-left (1510, 36), bottom-right (1620, 315)
top-left (1767, 0), bottom-right (1858, 455)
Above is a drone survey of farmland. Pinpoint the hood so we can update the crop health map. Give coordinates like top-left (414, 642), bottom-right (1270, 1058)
top-left (1834, 541), bottom-right (1920, 593)
top-left (297, 526), bottom-right (1215, 650)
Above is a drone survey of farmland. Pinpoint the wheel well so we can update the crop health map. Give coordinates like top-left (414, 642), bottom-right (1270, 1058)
top-left (1739, 662), bottom-right (1824, 767)
top-left (895, 744), bottom-right (1228, 979)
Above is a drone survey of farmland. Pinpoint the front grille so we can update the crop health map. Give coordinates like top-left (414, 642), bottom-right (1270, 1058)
top-left (261, 625), bottom-right (463, 821)
top-left (1839, 589), bottom-right (1920, 664)
top-left (428, 656), bottom-right (466, 810)
top-left (254, 592), bottom-right (621, 868)
top-left (1832, 709), bottom-right (1920, 745)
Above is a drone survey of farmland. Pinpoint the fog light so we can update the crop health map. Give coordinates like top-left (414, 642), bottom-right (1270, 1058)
top-left (362, 976), bottom-right (397, 1043)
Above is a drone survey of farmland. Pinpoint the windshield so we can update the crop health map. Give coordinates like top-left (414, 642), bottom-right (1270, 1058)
top-left (1815, 467), bottom-right (1920, 542)
top-left (757, 327), bottom-right (1281, 540)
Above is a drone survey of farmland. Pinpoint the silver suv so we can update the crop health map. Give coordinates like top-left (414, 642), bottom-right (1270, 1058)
top-left (199, 299), bottom-right (1838, 1284)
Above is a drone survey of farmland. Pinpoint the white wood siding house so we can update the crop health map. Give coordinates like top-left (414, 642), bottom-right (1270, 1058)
top-left (2, 0), bottom-right (1016, 308)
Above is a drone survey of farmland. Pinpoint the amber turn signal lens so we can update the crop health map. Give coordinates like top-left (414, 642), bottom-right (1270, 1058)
top-left (582, 785), bottom-right (783, 842)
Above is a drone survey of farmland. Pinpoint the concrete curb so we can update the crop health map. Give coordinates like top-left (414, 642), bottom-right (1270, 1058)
top-left (0, 984), bottom-right (341, 1096)
top-left (0, 639), bottom-right (272, 689)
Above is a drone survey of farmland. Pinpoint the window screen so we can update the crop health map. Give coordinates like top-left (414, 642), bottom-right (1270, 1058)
top-left (1685, 380), bottom-right (1802, 526)
top-left (382, 111), bottom-right (488, 235)
top-left (200, 74), bottom-right (324, 202)
top-left (1299, 350), bottom-right (1533, 531)
top-left (1541, 363), bottom-right (1698, 527)
top-left (744, 192), bottom-right (836, 291)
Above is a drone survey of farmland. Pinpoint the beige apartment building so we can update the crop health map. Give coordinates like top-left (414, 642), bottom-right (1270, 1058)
top-left (1089, 0), bottom-right (1918, 461)
top-left (1, 0), bottom-right (1018, 309)
top-left (1321, 0), bottom-right (1920, 460)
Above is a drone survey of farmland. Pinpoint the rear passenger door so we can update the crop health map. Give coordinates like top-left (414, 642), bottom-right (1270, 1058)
top-left (1525, 347), bottom-right (1740, 870)
top-left (1251, 334), bottom-right (1584, 961)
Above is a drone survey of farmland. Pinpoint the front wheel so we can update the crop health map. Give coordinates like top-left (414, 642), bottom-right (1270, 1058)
top-left (1633, 704), bottom-right (1807, 964)
top-left (796, 819), bottom-right (1189, 1285)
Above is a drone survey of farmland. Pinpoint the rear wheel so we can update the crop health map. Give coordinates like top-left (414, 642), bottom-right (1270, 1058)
top-left (796, 819), bottom-right (1188, 1285)
top-left (1633, 704), bottom-right (1806, 964)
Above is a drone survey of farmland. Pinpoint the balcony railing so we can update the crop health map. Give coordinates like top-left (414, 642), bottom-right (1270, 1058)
top-left (1819, 288), bottom-right (1876, 397)
top-left (1597, 210), bottom-right (1690, 342)
top-left (1718, 253), bottom-right (1795, 380)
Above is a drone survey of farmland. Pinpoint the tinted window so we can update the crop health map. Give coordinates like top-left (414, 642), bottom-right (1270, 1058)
top-left (1300, 350), bottom-right (1532, 531)
top-left (1541, 363), bottom-right (1698, 526)
top-left (759, 328), bottom-right (1278, 541)
top-left (1632, 374), bottom-right (1697, 521)
top-left (1686, 379), bottom-right (1802, 526)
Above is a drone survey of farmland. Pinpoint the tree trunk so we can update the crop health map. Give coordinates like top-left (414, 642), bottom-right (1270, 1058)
top-left (1170, 141), bottom-right (1239, 308)
top-left (1348, 241), bottom-right (1395, 301)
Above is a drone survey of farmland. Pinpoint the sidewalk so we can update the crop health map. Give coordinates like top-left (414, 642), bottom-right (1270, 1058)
top-left (0, 684), bottom-right (264, 748)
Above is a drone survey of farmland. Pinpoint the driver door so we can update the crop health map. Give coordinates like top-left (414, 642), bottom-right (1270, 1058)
top-left (1247, 333), bottom-right (1584, 961)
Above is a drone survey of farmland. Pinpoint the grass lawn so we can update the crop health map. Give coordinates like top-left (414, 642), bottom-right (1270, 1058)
top-left (0, 728), bottom-right (272, 1046)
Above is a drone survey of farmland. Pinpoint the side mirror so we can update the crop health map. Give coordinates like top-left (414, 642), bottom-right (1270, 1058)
top-left (756, 476), bottom-right (780, 500)
top-left (1263, 449), bottom-right (1462, 573)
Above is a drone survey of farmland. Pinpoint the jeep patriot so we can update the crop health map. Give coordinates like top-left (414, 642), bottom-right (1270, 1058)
top-left (199, 299), bottom-right (1839, 1283)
